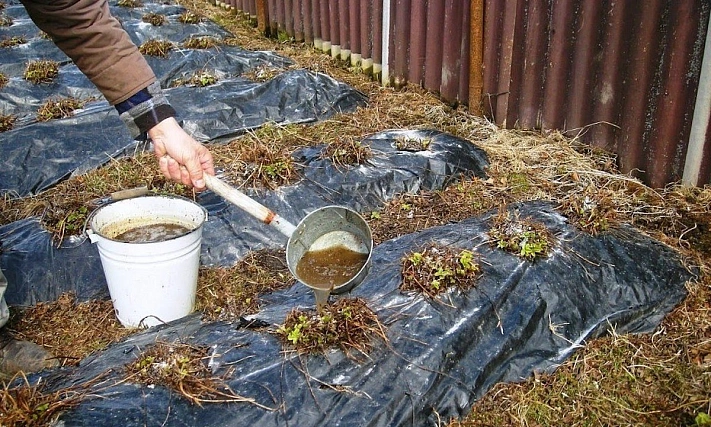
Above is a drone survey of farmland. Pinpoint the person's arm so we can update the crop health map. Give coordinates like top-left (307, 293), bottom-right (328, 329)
top-left (149, 118), bottom-right (214, 190)
top-left (20, 0), bottom-right (214, 189)
top-left (20, 0), bottom-right (154, 105)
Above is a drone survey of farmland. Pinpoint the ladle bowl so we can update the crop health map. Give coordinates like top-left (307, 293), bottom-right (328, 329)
top-left (203, 175), bottom-right (373, 303)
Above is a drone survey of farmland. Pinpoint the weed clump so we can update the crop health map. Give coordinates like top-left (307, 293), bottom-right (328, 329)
top-left (37, 97), bottom-right (84, 122)
top-left (0, 114), bottom-right (15, 132)
top-left (0, 14), bottom-right (11, 27)
top-left (173, 70), bottom-right (218, 87)
top-left (117, 0), bottom-right (141, 7)
top-left (0, 36), bottom-right (26, 48)
top-left (139, 39), bottom-right (174, 57)
top-left (183, 36), bottom-right (220, 49)
top-left (125, 341), bottom-right (265, 407)
top-left (488, 207), bottom-right (553, 260)
top-left (395, 136), bottom-right (432, 152)
top-left (142, 12), bottom-right (166, 26)
top-left (24, 59), bottom-right (59, 84)
top-left (242, 65), bottom-right (282, 82)
top-left (321, 138), bottom-right (372, 167)
top-left (560, 188), bottom-right (618, 235)
top-left (400, 244), bottom-right (481, 298)
top-left (178, 11), bottom-right (202, 24)
top-left (277, 298), bottom-right (386, 357)
top-left (0, 72), bottom-right (7, 88)
top-left (227, 139), bottom-right (297, 189)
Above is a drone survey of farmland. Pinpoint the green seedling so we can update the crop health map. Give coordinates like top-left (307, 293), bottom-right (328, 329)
top-left (262, 161), bottom-right (290, 180)
top-left (276, 30), bottom-right (292, 43)
top-left (192, 71), bottom-right (217, 86)
top-left (489, 208), bottom-right (552, 261)
top-left (24, 60), bottom-right (59, 84)
top-left (696, 413), bottom-right (711, 426)
top-left (277, 298), bottom-right (386, 356)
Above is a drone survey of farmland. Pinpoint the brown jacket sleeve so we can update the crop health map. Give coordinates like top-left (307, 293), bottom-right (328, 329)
top-left (20, 0), bottom-right (156, 105)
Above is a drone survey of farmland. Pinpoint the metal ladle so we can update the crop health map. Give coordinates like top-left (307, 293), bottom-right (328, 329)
top-left (204, 174), bottom-right (373, 308)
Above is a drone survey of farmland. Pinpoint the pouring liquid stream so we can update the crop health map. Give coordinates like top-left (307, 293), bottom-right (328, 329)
top-left (295, 245), bottom-right (369, 309)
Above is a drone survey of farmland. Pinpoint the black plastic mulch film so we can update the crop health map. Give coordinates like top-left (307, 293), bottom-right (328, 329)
top-left (0, 2), bottom-right (693, 426)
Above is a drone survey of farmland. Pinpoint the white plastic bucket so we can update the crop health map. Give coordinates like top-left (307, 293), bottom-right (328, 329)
top-left (86, 195), bottom-right (207, 328)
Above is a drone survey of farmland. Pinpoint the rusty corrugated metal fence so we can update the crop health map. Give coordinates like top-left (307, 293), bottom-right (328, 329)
top-left (219, 0), bottom-right (476, 104)
top-left (217, 0), bottom-right (711, 188)
top-left (483, 0), bottom-right (710, 188)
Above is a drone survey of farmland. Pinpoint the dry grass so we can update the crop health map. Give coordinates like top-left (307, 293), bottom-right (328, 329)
top-left (212, 123), bottom-right (303, 190)
top-left (196, 248), bottom-right (294, 321)
top-left (241, 64), bottom-right (284, 82)
top-left (124, 341), bottom-right (270, 408)
top-left (36, 97), bottom-right (85, 122)
top-left (141, 12), bottom-right (166, 26)
top-left (182, 36), bottom-right (221, 49)
top-left (0, 113), bottom-right (15, 132)
top-left (117, 0), bottom-right (142, 7)
top-left (178, 11), bottom-right (202, 24)
top-left (6, 293), bottom-right (133, 366)
top-left (320, 137), bottom-right (373, 168)
top-left (138, 39), bottom-right (174, 57)
top-left (0, 0), bottom-right (709, 424)
top-left (0, 373), bottom-right (98, 426)
top-left (0, 36), bottom-right (26, 48)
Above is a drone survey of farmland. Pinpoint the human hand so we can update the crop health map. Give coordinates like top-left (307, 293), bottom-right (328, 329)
top-left (149, 117), bottom-right (215, 190)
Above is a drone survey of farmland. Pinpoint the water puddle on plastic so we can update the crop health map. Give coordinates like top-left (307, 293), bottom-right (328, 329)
top-left (110, 222), bottom-right (192, 243)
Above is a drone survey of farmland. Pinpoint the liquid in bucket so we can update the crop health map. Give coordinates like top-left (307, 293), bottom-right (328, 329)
top-left (110, 222), bottom-right (192, 243)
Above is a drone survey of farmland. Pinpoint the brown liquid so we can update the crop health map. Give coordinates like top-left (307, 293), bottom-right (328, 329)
top-left (296, 245), bottom-right (368, 289)
top-left (112, 223), bottom-right (192, 243)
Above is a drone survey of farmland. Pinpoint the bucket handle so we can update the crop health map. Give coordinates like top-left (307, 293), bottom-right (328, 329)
top-left (56, 187), bottom-right (152, 248)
